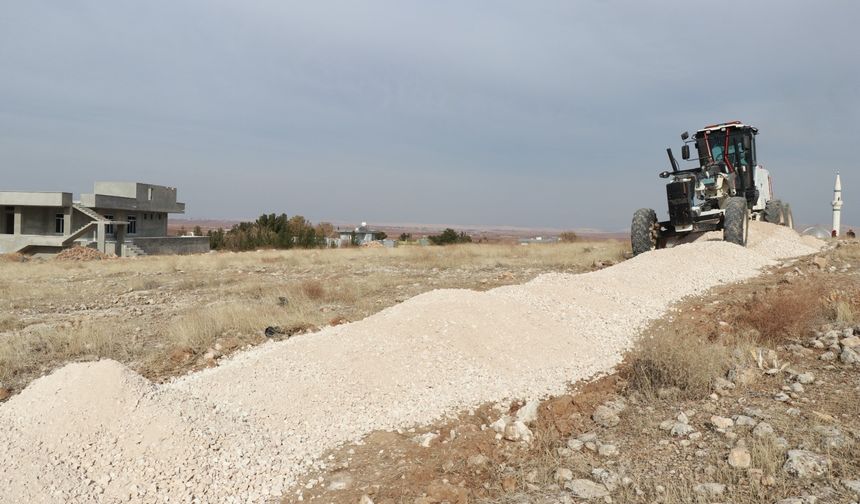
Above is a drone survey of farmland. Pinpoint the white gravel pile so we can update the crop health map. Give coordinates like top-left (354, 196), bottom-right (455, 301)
top-left (0, 223), bottom-right (822, 503)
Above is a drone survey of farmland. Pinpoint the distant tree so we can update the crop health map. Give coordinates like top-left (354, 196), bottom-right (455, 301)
top-left (428, 228), bottom-right (472, 245)
top-left (207, 228), bottom-right (226, 249)
top-left (376, 231), bottom-right (388, 240)
top-left (193, 225), bottom-right (203, 237)
top-left (399, 233), bottom-right (412, 242)
top-left (208, 213), bottom-right (326, 251)
top-left (559, 231), bottom-right (578, 242)
top-left (315, 222), bottom-right (335, 238)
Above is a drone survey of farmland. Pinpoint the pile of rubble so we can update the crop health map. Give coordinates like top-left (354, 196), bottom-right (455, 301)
top-left (55, 246), bottom-right (108, 261)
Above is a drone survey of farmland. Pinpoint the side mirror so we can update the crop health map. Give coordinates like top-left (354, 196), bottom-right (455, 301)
top-left (681, 131), bottom-right (689, 140)
top-left (681, 145), bottom-right (690, 160)
top-left (659, 171), bottom-right (671, 179)
top-left (743, 135), bottom-right (751, 149)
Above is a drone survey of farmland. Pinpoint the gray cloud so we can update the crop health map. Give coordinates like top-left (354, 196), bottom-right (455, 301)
top-left (1, 1), bottom-right (857, 230)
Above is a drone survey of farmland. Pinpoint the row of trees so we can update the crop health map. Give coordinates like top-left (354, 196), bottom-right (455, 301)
top-left (200, 216), bottom-right (490, 251)
top-left (428, 228), bottom-right (473, 245)
top-left (206, 214), bottom-right (333, 251)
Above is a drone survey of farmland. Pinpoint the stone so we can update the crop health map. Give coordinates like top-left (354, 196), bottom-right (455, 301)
top-left (727, 446), bottom-right (751, 469)
top-left (592, 405), bottom-right (620, 428)
top-left (591, 468), bottom-right (620, 491)
top-left (812, 256), bottom-right (828, 269)
top-left (822, 330), bottom-right (841, 345)
top-left (489, 417), bottom-right (509, 434)
top-left (577, 432), bottom-right (598, 443)
top-left (709, 415), bottom-right (734, 430)
top-left (598, 444), bottom-right (618, 457)
top-left (776, 497), bottom-right (817, 504)
top-left (735, 415), bottom-right (756, 427)
top-left (841, 336), bottom-right (860, 349)
top-left (676, 412), bottom-right (689, 424)
top-left (0, 388), bottom-right (10, 401)
top-left (774, 392), bottom-right (791, 402)
top-left (413, 432), bottom-right (438, 448)
top-left (819, 351), bottom-right (837, 361)
top-left (565, 479), bottom-right (610, 499)
top-left (783, 450), bottom-right (830, 478)
top-left (795, 372), bottom-right (816, 384)
top-left (714, 377), bottom-right (735, 391)
top-left (555, 468), bottom-right (574, 482)
top-left (504, 421), bottom-right (533, 443)
top-left (326, 472), bottom-right (353, 491)
top-left (658, 420), bottom-right (674, 431)
top-left (516, 400), bottom-right (541, 425)
top-left (567, 438), bottom-right (584, 451)
top-left (693, 482), bottom-right (725, 496)
top-left (840, 347), bottom-right (860, 365)
top-left (843, 479), bottom-right (860, 495)
top-left (359, 495), bottom-right (374, 504)
top-left (670, 423), bottom-right (694, 437)
top-left (813, 425), bottom-right (853, 450)
top-left (790, 383), bottom-right (805, 393)
top-left (753, 422), bottom-right (775, 438)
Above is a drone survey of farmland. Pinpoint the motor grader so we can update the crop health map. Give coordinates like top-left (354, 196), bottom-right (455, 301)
top-left (631, 121), bottom-right (793, 256)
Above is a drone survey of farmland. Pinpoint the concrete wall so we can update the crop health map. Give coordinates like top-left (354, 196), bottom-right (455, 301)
top-left (131, 237), bottom-right (210, 255)
top-left (92, 209), bottom-right (167, 238)
top-left (21, 206), bottom-right (65, 235)
top-left (0, 192), bottom-right (71, 207)
top-left (82, 182), bottom-right (185, 213)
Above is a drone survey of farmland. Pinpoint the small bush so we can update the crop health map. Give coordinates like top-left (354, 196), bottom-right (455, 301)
top-left (301, 280), bottom-right (326, 300)
top-left (834, 300), bottom-right (855, 325)
top-left (737, 283), bottom-right (825, 342)
top-left (428, 228), bottom-right (472, 245)
top-left (628, 329), bottom-right (730, 399)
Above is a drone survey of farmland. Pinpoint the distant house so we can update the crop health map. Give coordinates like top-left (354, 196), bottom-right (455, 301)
top-left (331, 222), bottom-right (387, 247)
top-left (0, 181), bottom-right (210, 257)
top-left (518, 236), bottom-right (560, 245)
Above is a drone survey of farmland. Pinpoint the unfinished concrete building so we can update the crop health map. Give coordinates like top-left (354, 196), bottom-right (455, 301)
top-left (0, 182), bottom-right (209, 257)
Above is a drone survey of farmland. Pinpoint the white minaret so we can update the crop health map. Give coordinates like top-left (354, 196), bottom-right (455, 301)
top-left (832, 172), bottom-right (843, 237)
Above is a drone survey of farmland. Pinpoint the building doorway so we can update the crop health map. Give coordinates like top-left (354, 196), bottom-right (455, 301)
top-left (3, 207), bottom-right (13, 234)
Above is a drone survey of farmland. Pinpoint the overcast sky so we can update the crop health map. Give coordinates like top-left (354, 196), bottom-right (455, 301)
top-left (1, 1), bottom-right (857, 230)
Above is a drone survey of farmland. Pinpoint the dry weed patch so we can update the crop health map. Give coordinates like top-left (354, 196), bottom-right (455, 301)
top-left (628, 329), bottom-right (731, 399)
top-left (737, 281), bottom-right (826, 342)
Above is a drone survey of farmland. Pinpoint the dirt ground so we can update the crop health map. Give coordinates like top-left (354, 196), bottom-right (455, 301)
top-left (284, 241), bottom-right (860, 504)
top-left (0, 241), bottom-right (626, 398)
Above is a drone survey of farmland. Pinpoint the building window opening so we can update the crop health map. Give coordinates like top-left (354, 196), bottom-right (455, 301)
top-left (128, 215), bottom-right (137, 234)
top-left (148, 187), bottom-right (153, 201)
top-left (55, 213), bottom-right (65, 234)
top-left (105, 215), bottom-right (114, 235)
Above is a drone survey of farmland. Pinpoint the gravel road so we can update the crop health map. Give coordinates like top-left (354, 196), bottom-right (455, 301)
top-left (0, 222), bottom-right (821, 503)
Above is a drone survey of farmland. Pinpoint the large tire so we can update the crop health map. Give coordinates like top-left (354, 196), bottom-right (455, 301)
top-left (631, 208), bottom-right (659, 256)
top-left (782, 203), bottom-right (794, 229)
top-left (724, 197), bottom-right (749, 246)
top-left (764, 199), bottom-right (783, 224)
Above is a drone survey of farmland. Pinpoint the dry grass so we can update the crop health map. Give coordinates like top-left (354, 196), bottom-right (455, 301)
top-left (834, 300), bottom-right (855, 325)
top-left (0, 314), bottom-right (23, 333)
top-left (737, 281), bottom-right (827, 342)
top-left (0, 321), bottom-right (137, 384)
top-left (170, 303), bottom-right (288, 351)
top-left (627, 329), bottom-right (732, 399)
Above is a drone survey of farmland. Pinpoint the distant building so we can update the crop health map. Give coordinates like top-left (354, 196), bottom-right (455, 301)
top-left (331, 222), bottom-right (387, 247)
top-left (518, 236), bottom-right (559, 245)
top-left (0, 181), bottom-right (209, 257)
